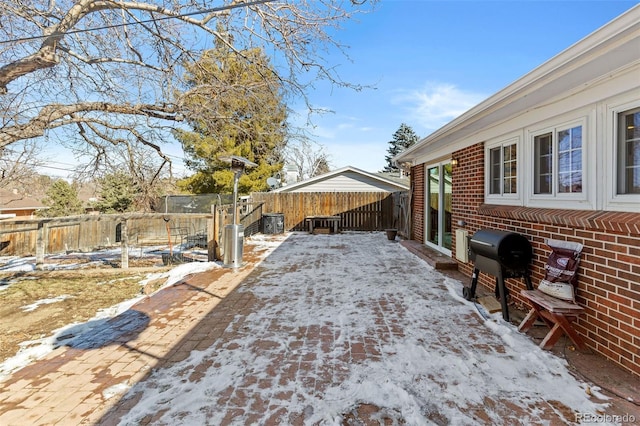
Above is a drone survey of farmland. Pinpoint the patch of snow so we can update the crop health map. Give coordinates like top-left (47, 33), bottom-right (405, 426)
top-left (0, 294), bottom-right (147, 381)
top-left (20, 295), bottom-right (73, 312)
top-left (103, 382), bottom-right (132, 400)
top-left (0, 256), bottom-right (36, 272)
top-left (139, 261), bottom-right (221, 291)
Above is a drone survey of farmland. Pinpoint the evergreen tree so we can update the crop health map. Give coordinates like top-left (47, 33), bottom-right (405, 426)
top-left (38, 180), bottom-right (84, 217)
top-left (383, 124), bottom-right (419, 173)
top-left (175, 44), bottom-right (287, 194)
top-left (94, 172), bottom-right (138, 213)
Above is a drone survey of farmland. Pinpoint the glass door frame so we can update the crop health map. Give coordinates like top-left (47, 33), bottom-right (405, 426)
top-left (424, 161), bottom-right (453, 256)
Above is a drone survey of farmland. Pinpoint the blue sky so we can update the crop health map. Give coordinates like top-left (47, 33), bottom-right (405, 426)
top-left (292, 0), bottom-right (639, 173)
top-left (39, 0), bottom-right (638, 179)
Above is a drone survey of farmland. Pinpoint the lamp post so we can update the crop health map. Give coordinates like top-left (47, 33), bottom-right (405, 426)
top-left (220, 155), bottom-right (257, 268)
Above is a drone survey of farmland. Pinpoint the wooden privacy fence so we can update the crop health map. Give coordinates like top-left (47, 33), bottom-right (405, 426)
top-left (394, 191), bottom-right (411, 239)
top-left (0, 213), bottom-right (211, 258)
top-left (0, 191), bottom-right (408, 264)
top-left (251, 192), bottom-right (397, 231)
top-left (0, 208), bottom-right (264, 264)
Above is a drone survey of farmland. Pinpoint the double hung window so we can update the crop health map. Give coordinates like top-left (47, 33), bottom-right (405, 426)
top-left (533, 124), bottom-right (583, 196)
top-left (618, 107), bottom-right (640, 194)
top-left (489, 141), bottom-right (517, 195)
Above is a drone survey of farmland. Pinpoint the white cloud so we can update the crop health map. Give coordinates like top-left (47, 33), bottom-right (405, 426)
top-left (337, 122), bottom-right (354, 130)
top-left (397, 82), bottom-right (487, 131)
top-left (287, 84), bottom-right (487, 173)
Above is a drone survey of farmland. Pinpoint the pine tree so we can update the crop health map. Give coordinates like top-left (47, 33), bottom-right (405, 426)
top-left (38, 180), bottom-right (84, 217)
top-left (94, 172), bottom-right (138, 213)
top-left (175, 44), bottom-right (287, 194)
top-left (383, 124), bottom-right (419, 173)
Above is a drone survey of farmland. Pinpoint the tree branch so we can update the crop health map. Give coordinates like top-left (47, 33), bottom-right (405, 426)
top-left (0, 101), bottom-right (181, 147)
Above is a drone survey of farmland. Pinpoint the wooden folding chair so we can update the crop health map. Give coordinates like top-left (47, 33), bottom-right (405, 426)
top-left (518, 290), bottom-right (585, 350)
top-left (518, 239), bottom-right (586, 350)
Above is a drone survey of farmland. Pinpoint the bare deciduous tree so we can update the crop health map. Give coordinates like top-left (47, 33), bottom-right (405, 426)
top-left (0, 140), bottom-right (43, 189)
top-left (0, 0), bottom-right (376, 179)
top-left (80, 141), bottom-right (172, 212)
top-left (284, 138), bottom-right (332, 182)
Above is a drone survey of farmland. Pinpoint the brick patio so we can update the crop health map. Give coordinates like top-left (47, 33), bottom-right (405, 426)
top-left (0, 232), bottom-right (637, 425)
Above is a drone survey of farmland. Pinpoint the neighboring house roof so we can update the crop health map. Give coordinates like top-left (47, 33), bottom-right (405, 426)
top-left (0, 182), bottom-right (100, 216)
top-left (395, 4), bottom-right (640, 166)
top-left (273, 166), bottom-right (409, 193)
top-left (0, 189), bottom-right (46, 213)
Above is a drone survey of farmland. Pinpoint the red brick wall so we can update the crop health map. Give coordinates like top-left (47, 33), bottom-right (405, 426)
top-left (441, 142), bottom-right (640, 377)
top-left (411, 165), bottom-right (424, 242)
top-left (472, 205), bottom-right (640, 377)
top-left (451, 143), bottom-right (486, 240)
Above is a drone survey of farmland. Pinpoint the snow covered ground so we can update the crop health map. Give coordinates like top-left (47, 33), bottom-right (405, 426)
top-left (117, 232), bottom-right (610, 425)
top-left (0, 232), bottom-right (615, 424)
top-left (0, 244), bottom-right (224, 380)
top-left (0, 244), bottom-right (202, 273)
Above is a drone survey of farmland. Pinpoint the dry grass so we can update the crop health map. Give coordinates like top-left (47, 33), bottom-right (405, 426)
top-left (0, 262), bottom-right (171, 363)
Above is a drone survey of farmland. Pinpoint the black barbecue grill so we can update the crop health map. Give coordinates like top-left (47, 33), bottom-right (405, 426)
top-left (463, 229), bottom-right (533, 321)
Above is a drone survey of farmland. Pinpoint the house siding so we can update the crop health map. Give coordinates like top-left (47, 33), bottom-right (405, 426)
top-left (278, 170), bottom-right (408, 193)
top-left (0, 209), bottom-right (39, 218)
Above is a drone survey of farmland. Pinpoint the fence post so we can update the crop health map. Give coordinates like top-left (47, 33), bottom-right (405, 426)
top-left (35, 221), bottom-right (46, 270)
top-left (120, 219), bottom-right (129, 269)
top-left (216, 206), bottom-right (227, 261)
top-left (208, 205), bottom-right (216, 261)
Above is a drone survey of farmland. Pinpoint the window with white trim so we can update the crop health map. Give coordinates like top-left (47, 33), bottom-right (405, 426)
top-left (489, 142), bottom-right (517, 195)
top-left (618, 107), bottom-right (640, 194)
top-left (533, 124), bottom-right (583, 196)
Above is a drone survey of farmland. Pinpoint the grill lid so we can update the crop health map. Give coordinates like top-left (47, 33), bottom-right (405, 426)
top-left (470, 229), bottom-right (532, 270)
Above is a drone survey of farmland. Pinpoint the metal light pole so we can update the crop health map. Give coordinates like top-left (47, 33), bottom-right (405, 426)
top-left (221, 156), bottom-right (257, 268)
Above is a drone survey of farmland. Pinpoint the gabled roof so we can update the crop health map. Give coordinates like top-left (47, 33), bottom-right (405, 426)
top-left (395, 4), bottom-right (640, 165)
top-left (0, 189), bottom-right (46, 212)
top-left (0, 182), bottom-right (99, 214)
top-left (273, 166), bottom-right (409, 193)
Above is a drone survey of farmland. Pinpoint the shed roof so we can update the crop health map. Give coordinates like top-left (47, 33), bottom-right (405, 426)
top-left (272, 166), bottom-right (409, 193)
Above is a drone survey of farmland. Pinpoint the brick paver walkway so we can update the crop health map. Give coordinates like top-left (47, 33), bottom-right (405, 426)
top-left (0, 232), bottom-right (637, 425)
top-left (0, 246), bottom-right (263, 426)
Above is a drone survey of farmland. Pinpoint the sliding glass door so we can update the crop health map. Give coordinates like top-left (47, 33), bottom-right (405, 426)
top-left (425, 162), bottom-right (453, 254)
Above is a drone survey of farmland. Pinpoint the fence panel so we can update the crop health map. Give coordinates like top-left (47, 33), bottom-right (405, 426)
top-left (251, 192), bottom-right (396, 232)
top-left (0, 214), bottom-right (212, 257)
top-left (394, 191), bottom-right (411, 239)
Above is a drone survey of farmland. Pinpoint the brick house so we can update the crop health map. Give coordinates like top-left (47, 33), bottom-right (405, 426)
top-left (394, 5), bottom-right (640, 377)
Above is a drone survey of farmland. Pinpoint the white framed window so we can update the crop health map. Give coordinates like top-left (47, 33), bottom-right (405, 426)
top-left (605, 97), bottom-right (640, 211)
top-left (485, 136), bottom-right (522, 205)
top-left (617, 107), bottom-right (640, 195)
top-left (529, 119), bottom-right (586, 202)
top-left (490, 143), bottom-right (517, 194)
